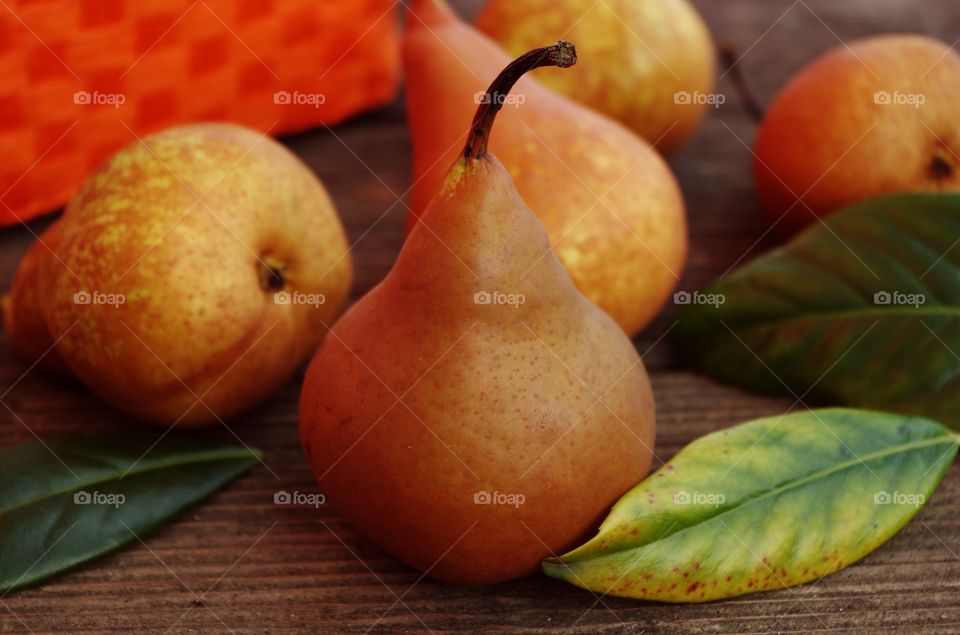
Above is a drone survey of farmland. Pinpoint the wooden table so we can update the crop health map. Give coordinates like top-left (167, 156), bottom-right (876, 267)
top-left (2, 0), bottom-right (959, 632)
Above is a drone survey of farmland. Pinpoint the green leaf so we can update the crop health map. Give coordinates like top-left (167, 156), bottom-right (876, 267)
top-left (543, 409), bottom-right (957, 602)
top-left (0, 433), bottom-right (260, 593)
top-left (671, 193), bottom-right (960, 428)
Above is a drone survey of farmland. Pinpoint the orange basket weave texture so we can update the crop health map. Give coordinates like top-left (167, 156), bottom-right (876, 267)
top-left (0, 0), bottom-right (400, 227)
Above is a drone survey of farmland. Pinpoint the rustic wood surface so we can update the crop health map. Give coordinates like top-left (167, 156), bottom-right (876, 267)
top-left (2, 0), bottom-right (960, 632)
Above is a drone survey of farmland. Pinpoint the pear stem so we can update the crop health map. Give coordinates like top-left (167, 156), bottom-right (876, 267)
top-left (720, 41), bottom-right (765, 122)
top-left (463, 41), bottom-right (577, 161)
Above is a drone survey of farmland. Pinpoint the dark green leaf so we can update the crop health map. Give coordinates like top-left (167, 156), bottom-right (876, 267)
top-left (672, 193), bottom-right (960, 427)
top-left (0, 433), bottom-right (260, 593)
top-left (543, 409), bottom-right (957, 602)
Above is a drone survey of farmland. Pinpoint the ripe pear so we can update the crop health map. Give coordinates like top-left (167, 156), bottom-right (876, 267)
top-left (3, 221), bottom-right (70, 374)
top-left (404, 0), bottom-right (687, 337)
top-left (476, 0), bottom-right (716, 153)
top-left (755, 35), bottom-right (960, 233)
top-left (300, 42), bottom-right (655, 585)
top-left (4, 123), bottom-right (352, 426)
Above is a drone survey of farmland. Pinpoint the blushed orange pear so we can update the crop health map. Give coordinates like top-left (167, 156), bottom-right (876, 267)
top-left (300, 43), bottom-right (655, 585)
top-left (404, 0), bottom-right (686, 337)
top-left (755, 35), bottom-right (960, 233)
top-left (3, 221), bottom-right (69, 374)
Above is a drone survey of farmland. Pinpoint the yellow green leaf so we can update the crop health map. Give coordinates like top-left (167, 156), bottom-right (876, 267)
top-left (543, 409), bottom-right (957, 602)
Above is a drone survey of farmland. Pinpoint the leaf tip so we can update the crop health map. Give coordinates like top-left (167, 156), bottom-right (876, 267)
top-left (541, 556), bottom-right (571, 579)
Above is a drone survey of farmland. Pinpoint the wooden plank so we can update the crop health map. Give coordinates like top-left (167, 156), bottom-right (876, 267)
top-left (1, 0), bottom-right (959, 632)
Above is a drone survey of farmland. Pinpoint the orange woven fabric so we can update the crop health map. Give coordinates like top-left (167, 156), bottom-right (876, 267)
top-left (0, 0), bottom-right (400, 226)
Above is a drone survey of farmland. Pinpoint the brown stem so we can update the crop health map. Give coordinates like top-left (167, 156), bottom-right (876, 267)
top-left (720, 41), bottom-right (766, 122)
top-left (463, 41), bottom-right (577, 160)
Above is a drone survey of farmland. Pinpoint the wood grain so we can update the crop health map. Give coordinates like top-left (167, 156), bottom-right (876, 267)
top-left (2, 0), bottom-right (960, 632)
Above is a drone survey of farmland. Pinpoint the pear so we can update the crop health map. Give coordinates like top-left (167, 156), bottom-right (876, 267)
top-left (404, 0), bottom-right (687, 337)
top-left (755, 35), bottom-right (960, 233)
top-left (4, 123), bottom-right (353, 426)
top-left (300, 42), bottom-right (656, 585)
top-left (3, 221), bottom-right (70, 374)
top-left (476, 0), bottom-right (717, 154)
